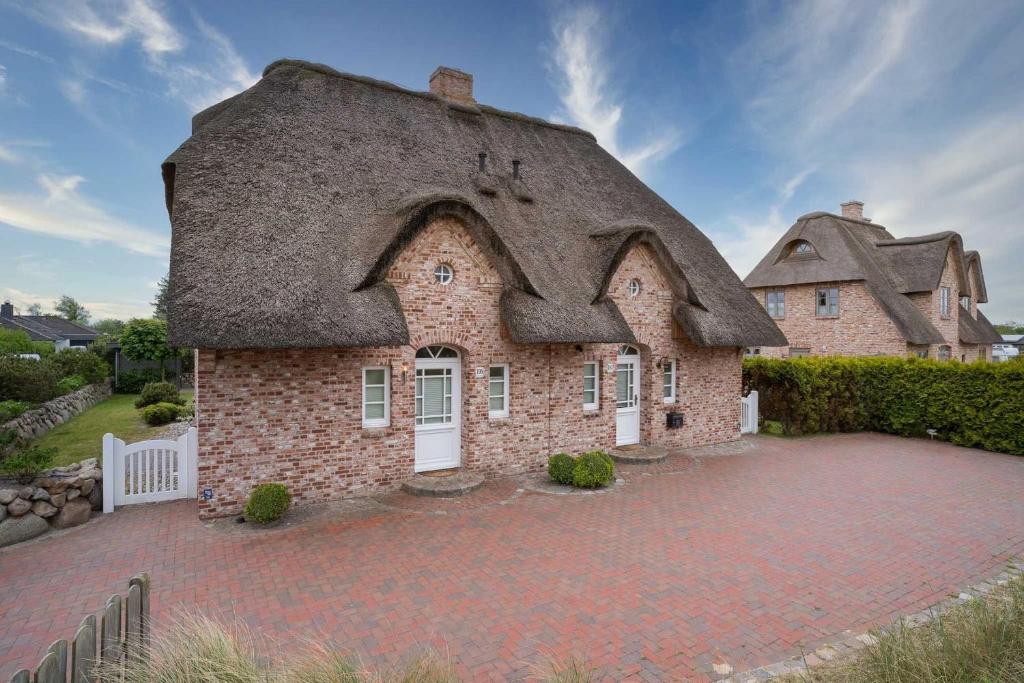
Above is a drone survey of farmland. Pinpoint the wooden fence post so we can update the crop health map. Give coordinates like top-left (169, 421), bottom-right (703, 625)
top-left (128, 574), bottom-right (151, 659)
top-left (101, 434), bottom-right (115, 514)
top-left (99, 595), bottom-right (122, 679)
top-left (71, 615), bottom-right (97, 683)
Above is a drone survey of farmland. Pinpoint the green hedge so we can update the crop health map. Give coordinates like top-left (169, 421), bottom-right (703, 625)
top-left (743, 356), bottom-right (1024, 455)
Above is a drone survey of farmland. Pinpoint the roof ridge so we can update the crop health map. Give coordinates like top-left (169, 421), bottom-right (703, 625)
top-left (875, 231), bottom-right (957, 247)
top-left (261, 59), bottom-right (596, 141)
top-left (796, 211), bottom-right (888, 230)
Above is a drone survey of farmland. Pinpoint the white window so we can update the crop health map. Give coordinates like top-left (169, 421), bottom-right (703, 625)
top-left (662, 359), bottom-right (676, 403)
top-left (628, 279), bottom-right (641, 297)
top-left (488, 364), bottom-right (509, 418)
top-left (940, 286), bottom-right (950, 317)
top-left (816, 287), bottom-right (839, 316)
top-left (766, 290), bottom-right (785, 319)
top-left (434, 263), bottom-right (453, 285)
top-left (362, 367), bottom-right (390, 427)
top-left (583, 361), bottom-right (599, 410)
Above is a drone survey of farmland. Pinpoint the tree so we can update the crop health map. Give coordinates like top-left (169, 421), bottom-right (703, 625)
top-left (92, 318), bottom-right (125, 336)
top-left (152, 274), bottom-right (169, 320)
top-left (120, 318), bottom-right (176, 380)
top-left (26, 303), bottom-right (43, 316)
top-left (54, 295), bottom-right (90, 324)
top-left (0, 328), bottom-right (35, 355)
top-left (995, 321), bottom-right (1024, 335)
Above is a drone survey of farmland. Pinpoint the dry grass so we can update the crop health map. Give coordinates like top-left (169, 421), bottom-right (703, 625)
top-left (101, 612), bottom-right (585, 682)
top-left (782, 571), bottom-right (1024, 682)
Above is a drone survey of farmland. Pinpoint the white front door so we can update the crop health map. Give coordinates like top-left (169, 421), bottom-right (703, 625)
top-left (615, 351), bottom-right (641, 446)
top-left (414, 351), bottom-right (461, 472)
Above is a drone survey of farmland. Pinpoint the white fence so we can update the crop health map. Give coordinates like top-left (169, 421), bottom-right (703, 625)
top-left (102, 427), bottom-right (197, 512)
top-left (741, 390), bottom-right (759, 434)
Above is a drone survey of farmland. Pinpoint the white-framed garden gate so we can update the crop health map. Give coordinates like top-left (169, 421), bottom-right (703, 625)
top-left (102, 427), bottom-right (197, 512)
top-left (740, 390), bottom-right (759, 435)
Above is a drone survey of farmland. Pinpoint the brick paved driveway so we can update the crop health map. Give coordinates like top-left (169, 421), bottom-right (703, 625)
top-left (2, 433), bottom-right (1023, 681)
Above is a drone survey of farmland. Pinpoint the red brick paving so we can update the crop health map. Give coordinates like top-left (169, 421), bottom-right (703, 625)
top-left (2, 433), bottom-right (1023, 681)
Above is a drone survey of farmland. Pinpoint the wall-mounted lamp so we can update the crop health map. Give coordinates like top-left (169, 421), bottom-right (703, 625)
top-left (401, 362), bottom-right (409, 384)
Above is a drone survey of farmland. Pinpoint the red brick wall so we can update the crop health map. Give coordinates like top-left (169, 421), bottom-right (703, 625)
top-left (748, 282), bottom-right (906, 358)
top-left (194, 221), bottom-right (742, 517)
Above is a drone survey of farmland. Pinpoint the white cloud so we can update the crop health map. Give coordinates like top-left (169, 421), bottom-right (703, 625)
top-left (550, 5), bottom-right (680, 178)
top-left (1, 287), bottom-right (152, 321)
top-left (19, 0), bottom-right (256, 113)
top-left (0, 172), bottom-right (169, 257)
top-left (0, 39), bottom-right (57, 64)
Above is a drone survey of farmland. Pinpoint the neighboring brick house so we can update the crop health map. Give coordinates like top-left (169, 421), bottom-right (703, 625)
top-left (744, 201), bottom-right (1002, 361)
top-left (163, 60), bottom-right (785, 518)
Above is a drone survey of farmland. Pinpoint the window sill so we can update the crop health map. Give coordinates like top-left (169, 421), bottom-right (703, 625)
top-left (815, 315), bottom-right (840, 319)
top-left (663, 398), bottom-right (676, 405)
top-left (582, 408), bottom-right (601, 416)
top-left (360, 425), bottom-right (391, 438)
top-left (488, 413), bottom-right (510, 421)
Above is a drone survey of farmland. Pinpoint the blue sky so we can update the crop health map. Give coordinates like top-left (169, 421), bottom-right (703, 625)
top-left (1, 0), bottom-right (1022, 323)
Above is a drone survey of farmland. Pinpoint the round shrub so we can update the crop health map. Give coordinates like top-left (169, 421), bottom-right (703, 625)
top-left (141, 402), bottom-right (179, 426)
top-left (135, 381), bottom-right (183, 409)
top-left (244, 483), bottom-right (291, 524)
top-left (547, 453), bottom-right (576, 485)
top-left (571, 450), bottom-right (614, 489)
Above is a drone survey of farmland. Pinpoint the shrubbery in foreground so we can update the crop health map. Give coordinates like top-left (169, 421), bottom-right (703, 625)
top-left (244, 483), bottom-right (291, 523)
top-left (547, 451), bottom-right (615, 488)
top-left (744, 356), bottom-right (1024, 455)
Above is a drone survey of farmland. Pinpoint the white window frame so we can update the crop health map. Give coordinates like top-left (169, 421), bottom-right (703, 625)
top-left (940, 286), bottom-right (950, 317)
top-left (583, 361), bottom-right (599, 411)
top-left (662, 359), bottom-right (676, 403)
top-left (488, 364), bottom-right (509, 418)
top-left (361, 366), bottom-right (390, 428)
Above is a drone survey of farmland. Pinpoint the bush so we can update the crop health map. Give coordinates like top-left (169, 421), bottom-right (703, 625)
top-left (743, 356), bottom-right (1024, 455)
top-left (44, 348), bottom-right (109, 384)
top-left (244, 483), bottom-right (291, 523)
top-left (548, 453), bottom-right (576, 485)
top-left (0, 355), bottom-right (60, 403)
top-left (0, 400), bottom-right (32, 424)
top-left (56, 374), bottom-right (87, 395)
top-left (571, 450), bottom-right (615, 488)
top-left (141, 402), bottom-right (179, 426)
top-left (135, 381), bottom-right (183, 409)
top-left (115, 368), bottom-right (163, 394)
top-left (0, 445), bottom-right (57, 484)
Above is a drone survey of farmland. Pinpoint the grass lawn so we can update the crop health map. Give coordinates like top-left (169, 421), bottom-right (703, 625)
top-left (31, 391), bottom-right (193, 467)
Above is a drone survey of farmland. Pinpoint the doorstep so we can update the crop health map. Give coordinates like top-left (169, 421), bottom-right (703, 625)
top-left (608, 444), bottom-right (669, 464)
top-left (400, 470), bottom-right (485, 497)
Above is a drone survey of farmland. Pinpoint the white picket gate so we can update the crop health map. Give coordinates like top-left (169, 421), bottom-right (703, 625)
top-left (102, 427), bottom-right (197, 513)
top-left (740, 390), bottom-right (759, 434)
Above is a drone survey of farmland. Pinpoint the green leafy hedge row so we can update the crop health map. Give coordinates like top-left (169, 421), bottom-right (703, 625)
top-left (742, 356), bottom-right (1024, 455)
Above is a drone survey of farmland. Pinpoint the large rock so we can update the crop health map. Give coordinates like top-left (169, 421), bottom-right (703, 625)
top-left (66, 488), bottom-right (81, 501)
top-left (50, 492), bottom-right (67, 507)
top-left (30, 488), bottom-right (50, 501)
top-left (80, 458), bottom-right (98, 470)
top-left (31, 500), bottom-right (57, 518)
top-left (0, 489), bottom-right (16, 505)
top-left (79, 468), bottom-right (102, 482)
top-left (0, 504), bottom-right (5, 522)
top-left (80, 479), bottom-right (95, 496)
top-left (53, 498), bottom-right (91, 529)
top-left (18, 486), bottom-right (34, 500)
top-left (0, 514), bottom-right (49, 547)
top-left (88, 485), bottom-right (102, 511)
top-left (7, 497), bottom-right (31, 517)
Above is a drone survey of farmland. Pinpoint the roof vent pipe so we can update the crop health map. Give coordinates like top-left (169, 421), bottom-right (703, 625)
top-left (512, 159), bottom-right (521, 180)
top-left (478, 152), bottom-right (487, 172)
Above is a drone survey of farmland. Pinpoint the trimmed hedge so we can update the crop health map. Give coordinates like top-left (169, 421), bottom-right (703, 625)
top-left (135, 381), bottom-right (183, 409)
top-left (547, 453), bottom-right (575, 485)
top-left (46, 349), bottom-right (109, 384)
top-left (743, 356), bottom-right (1024, 455)
top-left (572, 450), bottom-right (615, 488)
top-left (141, 402), bottom-right (180, 426)
top-left (244, 483), bottom-right (291, 523)
top-left (115, 369), bottom-right (164, 394)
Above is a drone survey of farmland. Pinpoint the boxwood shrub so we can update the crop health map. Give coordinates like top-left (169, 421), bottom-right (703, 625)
top-left (244, 483), bottom-right (291, 523)
top-left (141, 402), bottom-right (180, 426)
top-left (743, 356), bottom-right (1024, 455)
top-left (135, 381), bottom-right (183, 409)
top-left (547, 453), bottom-right (576, 485)
top-left (571, 450), bottom-right (615, 488)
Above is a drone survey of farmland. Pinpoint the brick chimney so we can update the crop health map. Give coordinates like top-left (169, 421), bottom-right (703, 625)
top-left (429, 66), bottom-right (474, 104)
top-left (1, 300), bottom-right (13, 319)
top-left (840, 200), bottom-right (864, 220)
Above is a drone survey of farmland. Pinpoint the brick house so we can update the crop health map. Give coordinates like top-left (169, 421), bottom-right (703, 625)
top-left (744, 201), bottom-right (1001, 361)
top-left (163, 60), bottom-right (785, 518)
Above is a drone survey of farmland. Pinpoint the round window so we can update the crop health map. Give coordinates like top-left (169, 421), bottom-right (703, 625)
top-left (434, 264), bottom-right (454, 285)
top-left (628, 279), bottom-right (641, 297)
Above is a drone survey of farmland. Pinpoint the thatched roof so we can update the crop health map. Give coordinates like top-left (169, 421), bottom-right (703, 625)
top-left (743, 211), bottom-right (999, 345)
top-left (163, 59), bottom-right (785, 349)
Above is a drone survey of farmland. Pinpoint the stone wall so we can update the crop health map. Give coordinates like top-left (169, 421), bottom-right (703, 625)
top-left (1, 382), bottom-right (112, 453)
top-left (194, 218), bottom-right (744, 518)
top-left (0, 459), bottom-right (102, 547)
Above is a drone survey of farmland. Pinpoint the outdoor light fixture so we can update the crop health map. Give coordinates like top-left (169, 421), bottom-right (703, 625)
top-left (401, 362), bottom-right (409, 383)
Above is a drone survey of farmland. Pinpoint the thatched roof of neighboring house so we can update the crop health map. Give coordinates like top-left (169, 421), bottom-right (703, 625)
top-left (743, 211), bottom-right (1000, 346)
top-left (163, 59), bottom-right (785, 349)
top-left (959, 308), bottom-right (1002, 345)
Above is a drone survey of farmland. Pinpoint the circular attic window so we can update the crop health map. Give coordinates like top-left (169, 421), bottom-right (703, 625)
top-left (434, 263), bottom-right (454, 285)
top-left (628, 279), bottom-right (641, 297)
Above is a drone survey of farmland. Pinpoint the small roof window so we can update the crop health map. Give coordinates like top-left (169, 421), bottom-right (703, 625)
top-left (783, 239), bottom-right (818, 260)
